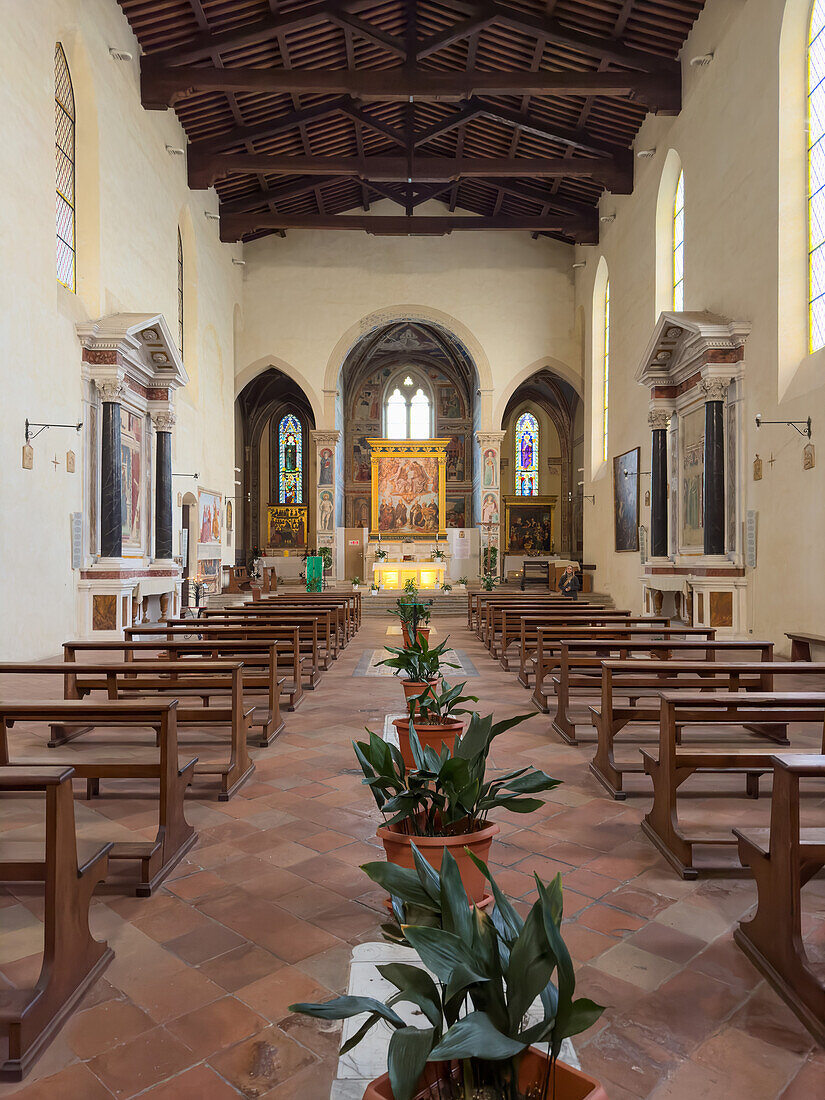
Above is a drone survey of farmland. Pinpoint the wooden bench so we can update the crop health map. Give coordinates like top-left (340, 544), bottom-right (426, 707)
top-left (484, 601), bottom-right (610, 658)
top-left (512, 613), bottom-right (671, 679)
top-left (257, 591), bottom-right (361, 636)
top-left (520, 560), bottom-right (550, 589)
top-left (785, 632), bottom-right (825, 661)
top-left (203, 599), bottom-right (353, 650)
top-left (126, 621), bottom-right (322, 693)
top-left (587, 658), bottom-right (823, 797)
top-left (62, 640), bottom-right (288, 733)
top-left (641, 692), bottom-right (825, 878)
top-left (473, 595), bottom-right (591, 643)
top-left (734, 753), bottom-right (825, 1046)
top-left (530, 627), bottom-right (721, 709)
top-left (467, 591), bottom-right (578, 632)
top-left (222, 564), bottom-right (251, 594)
top-left (0, 766), bottom-right (113, 1082)
top-left (0, 661), bottom-right (255, 801)
top-left (0, 700), bottom-right (195, 896)
top-left (192, 607), bottom-right (340, 661)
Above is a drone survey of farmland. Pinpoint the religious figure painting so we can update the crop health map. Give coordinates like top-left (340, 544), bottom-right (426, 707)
top-left (439, 385), bottom-right (462, 419)
top-left (681, 407), bottom-right (705, 548)
top-left (481, 492), bottom-right (499, 527)
top-left (612, 448), bottom-right (640, 553)
top-left (267, 503), bottom-right (307, 548)
top-left (352, 437), bottom-right (372, 482)
top-left (318, 491), bottom-right (334, 532)
top-left (197, 489), bottom-right (222, 548)
top-left (445, 434), bottom-right (466, 482)
top-left (199, 557), bottom-right (220, 595)
top-left (445, 494), bottom-right (467, 528)
top-left (503, 496), bottom-right (555, 553)
top-left (350, 495), bottom-right (370, 528)
top-left (120, 408), bottom-right (144, 551)
top-left (318, 447), bottom-right (333, 485)
top-left (355, 388), bottom-right (380, 422)
top-left (482, 448), bottom-right (497, 488)
top-left (370, 440), bottom-right (447, 538)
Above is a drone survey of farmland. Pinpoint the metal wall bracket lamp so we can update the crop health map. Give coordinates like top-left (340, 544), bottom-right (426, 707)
top-left (172, 472), bottom-right (199, 479)
top-left (754, 414), bottom-right (812, 438)
top-left (25, 419), bottom-right (82, 444)
top-left (577, 481), bottom-right (596, 504)
top-left (623, 469), bottom-right (652, 479)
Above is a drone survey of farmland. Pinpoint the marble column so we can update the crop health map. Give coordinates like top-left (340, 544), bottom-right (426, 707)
top-left (701, 377), bottom-right (729, 557)
top-left (648, 409), bottom-right (671, 558)
top-left (98, 378), bottom-right (126, 558)
top-left (152, 410), bottom-right (175, 560)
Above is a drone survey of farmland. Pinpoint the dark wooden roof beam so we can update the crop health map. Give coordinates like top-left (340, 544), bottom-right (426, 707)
top-left (219, 211), bottom-right (597, 241)
top-left (415, 13), bottom-right (498, 60)
top-left (142, 64), bottom-right (680, 114)
top-left (192, 152), bottom-right (632, 193)
top-left (326, 11), bottom-right (406, 58)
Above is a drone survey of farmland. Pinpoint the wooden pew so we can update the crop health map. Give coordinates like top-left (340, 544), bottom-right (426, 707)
top-left (512, 614), bottom-right (674, 681)
top-left (0, 700), bottom-right (195, 896)
top-left (471, 594), bottom-right (585, 641)
top-left (734, 753), bottom-right (825, 1046)
top-left (62, 639), bottom-right (290, 726)
top-left (785, 631), bottom-right (825, 661)
top-left (530, 627), bottom-right (721, 710)
top-left (203, 598), bottom-right (353, 650)
top-left (126, 620), bottom-right (323, 688)
top-left (0, 661), bottom-right (255, 801)
top-left (221, 564), bottom-right (250, 594)
top-left (192, 606), bottom-right (341, 661)
top-left (587, 658), bottom-right (824, 797)
top-left (641, 692), bottom-right (825, 878)
top-left (0, 766), bottom-right (113, 1082)
top-left (483, 600), bottom-right (611, 657)
top-left (258, 591), bottom-right (360, 637)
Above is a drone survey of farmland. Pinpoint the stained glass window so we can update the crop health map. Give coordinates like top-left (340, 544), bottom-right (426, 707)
top-left (177, 228), bottom-right (184, 355)
top-left (55, 44), bottom-right (75, 291)
top-left (278, 413), bottom-right (302, 504)
top-left (603, 279), bottom-right (610, 462)
top-left (515, 412), bottom-right (539, 496)
top-left (673, 171), bottom-right (684, 311)
top-left (810, 0), bottom-right (825, 350)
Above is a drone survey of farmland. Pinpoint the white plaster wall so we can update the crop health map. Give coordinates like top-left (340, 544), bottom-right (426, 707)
top-left (236, 215), bottom-right (580, 432)
top-left (575, 0), bottom-right (822, 651)
top-left (0, 0), bottom-right (241, 660)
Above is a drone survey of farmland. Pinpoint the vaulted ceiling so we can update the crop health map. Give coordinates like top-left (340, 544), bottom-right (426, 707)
top-left (117, 0), bottom-right (706, 245)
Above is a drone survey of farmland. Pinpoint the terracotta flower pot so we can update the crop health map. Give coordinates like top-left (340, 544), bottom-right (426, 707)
top-left (401, 678), bottom-right (440, 714)
top-left (392, 716), bottom-right (462, 770)
top-left (401, 625), bottom-right (430, 647)
top-left (363, 1048), bottom-right (607, 1099)
top-left (377, 819), bottom-right (498, 907)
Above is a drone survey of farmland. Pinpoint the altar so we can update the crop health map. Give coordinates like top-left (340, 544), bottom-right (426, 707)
top-left (372, 561), bottom-right (445, 590)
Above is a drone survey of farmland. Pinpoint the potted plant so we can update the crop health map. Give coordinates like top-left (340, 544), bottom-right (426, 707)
top-left (377, 636), bottom-right (459, 712)
top-left (441, 582), bottom-right (453, 594)
top-left (456, 576), bottom-right (468, 591)
top-left (291, 850), bottom-right (606, 1100)
top-left (319, 546), bottom-right (333, 573)
top-left (351, 576), bottom-right (361, 591)
top-left (354, 706), bottom-right (555, 903)
top-left (375, 544), bottom-right (389, 562)
top-left (370, 582), bottom-right (380, 596)
top-left (392, 596), bottom-right (432, 647)
top-left (432, 541), bottom-right (446, 562)
top-left (480, 572), bottom-right (499, 592)
top-left (389, 679), bottom-right (476, 769)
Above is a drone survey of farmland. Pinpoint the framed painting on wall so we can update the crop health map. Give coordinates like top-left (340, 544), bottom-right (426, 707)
top-left (198, 557), bottom-right (220, 595)
top-left (197, 489), bottom-right (222, 553)
top-left (120, 407), bottom-right (145, 553)
top-left (370, 440), bottom-right (447, 538)
top-left (445, 494), bottom-right (467, 528)
top-left (680, 408), bottom-right (705, 549)
top-left (503, 496), bottom-right (556, 553)
top-left (267, 503), bottom-right (308, 548)
top-left (613, 447), bottom-right (640, 552)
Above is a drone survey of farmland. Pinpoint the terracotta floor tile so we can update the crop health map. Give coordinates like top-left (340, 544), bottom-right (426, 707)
top-left (65, 998), bottom-right (155, 1059)
top-left (576, 903), bottom-right (647, 938)
top-left (166, 921), bottom-right (248, 965)
top-left (591, 941), bottom-right (682, 992)
top-left (198, 942), bottom-right (286, 993)
top-left (2, 1061), bottom-right (114, 1100)
top-left (207, 1025), bottom-right (317, 1096)
top-left (234, 965), bottom-right (333, 1023)
top-left (625, 921), bottom-right (706, 964)
top-left (779, 1054), bottom-right (825, 1098)
top-left (87, 1026), bottom-right (196, 1098)
top-left (136, 1063), bottom-right (242, 1098)
top-left (166, 995), bottom-right (267, 1059)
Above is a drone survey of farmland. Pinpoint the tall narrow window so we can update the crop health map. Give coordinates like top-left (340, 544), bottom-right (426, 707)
top-left (672, 171), bottom-right (684, 311)
top-left (177, 228), bottom-right (184, 355)
top-left (809, 0), bottom-right (825, 350)
top-left (515, 412), bottom-right (539, 496)
top-left (278, 413), bottom-right (303, 504)
top-left (54, 43), bottom-right (76, 291)
top-left (603, 279), bottom-right (611, 461)
top-left (384, 374), bottom-right (433, 438)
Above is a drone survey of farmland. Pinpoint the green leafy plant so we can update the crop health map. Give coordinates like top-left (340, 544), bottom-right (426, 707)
top-left (483, 545), bottom-right (498, 575)
top-left (376, 546), bottom-right (389, 561)
top-left (441, 582), bottom-right (453, 593)
top-left (457, 576), bottom-right (468, 587)
top-left (480, 572), bottom-right (499, 592)
top-left (319, 546), bottom-right (332, 571)
top-left (291, 847), bottom-right (602, 1100)
top-left (404, 578), bottom-right (420, 597)
top-left (370, 582), bottom-right (379, 592)
top-left (377, 636), bottom-right (458, 682)
top-left (406, 679), bottom-right (478, 726)
top-left (353, 706), bottom-right (556, 837)
top-left (351, 576), bottom-right (361, 586)
top-left (390, 598), bottom-right (432, 634)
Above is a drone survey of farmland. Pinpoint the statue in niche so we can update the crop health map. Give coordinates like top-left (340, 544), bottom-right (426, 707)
top-left (803, 443), bottom-right (816, 470)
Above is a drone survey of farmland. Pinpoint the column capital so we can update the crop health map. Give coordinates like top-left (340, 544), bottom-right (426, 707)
top-left (700, 376), bottom-right (731, 403)
top-left (151, 409), bottom-right (176, 432)
top-left (96, 373), bottom-right (128, 403)
top-left (648, 409), bottom-right (671, 431)
top-left (476, 430), bottom-right (506, 448)
top-left (310, 429), bottom-right (341, 447)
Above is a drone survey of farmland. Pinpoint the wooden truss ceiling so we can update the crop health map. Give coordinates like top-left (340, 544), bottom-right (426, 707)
top-left (118, 0), bottom-right (706, 244)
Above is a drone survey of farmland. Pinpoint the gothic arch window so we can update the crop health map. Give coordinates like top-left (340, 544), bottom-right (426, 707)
top-left (278, 413), bottom-right (303, 503)
top-left (55, 43), bottom-right (76, 291)
top-left (672, 170), bottom-right (685, 310)
top-left (810, 0), bottom-right (825, 350)
top-left (515, 412), bottom-right (539, 496)
top-left (177, 228), bottom-right (184, 355)
top-left (384, 371), bottom-right (433, 439)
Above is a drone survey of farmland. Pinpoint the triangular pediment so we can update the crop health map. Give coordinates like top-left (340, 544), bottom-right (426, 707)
top-left (635, 311), bottom-right (751, 388)
top-left (76, 313), bottom-right (189, 390)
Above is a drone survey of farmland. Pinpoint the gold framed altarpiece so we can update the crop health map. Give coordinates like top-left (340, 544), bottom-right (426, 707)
top-left (370, 439), bottom-right (447, 539)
